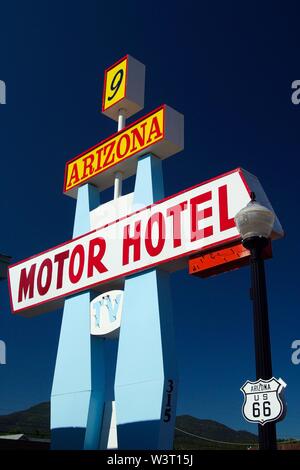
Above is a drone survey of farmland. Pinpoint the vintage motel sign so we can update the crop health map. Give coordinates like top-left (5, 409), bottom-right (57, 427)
top-left (102, 55), bottom-right (145, 121)
top-left (241, 378), bottom-right (287, 425)
top-left (64, 105), bottom-right (184, 198)
top-left (8, 168), bottom-right (283, 317)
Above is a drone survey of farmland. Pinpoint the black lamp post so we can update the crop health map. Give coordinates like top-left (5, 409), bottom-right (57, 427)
top-left (235, 193), bottom-right (277, 451)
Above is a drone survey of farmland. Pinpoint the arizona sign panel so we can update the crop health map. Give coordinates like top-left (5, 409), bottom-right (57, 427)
top-left (64, 105), bottom-right (184, 197)
top-left (8, 168), bottom-right (283, 316)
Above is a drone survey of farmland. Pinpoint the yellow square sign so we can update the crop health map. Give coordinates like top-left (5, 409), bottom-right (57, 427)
top-left (102, 55), bottom-right (145, 121)
top-left (102, 56), bottom-right (128, 112)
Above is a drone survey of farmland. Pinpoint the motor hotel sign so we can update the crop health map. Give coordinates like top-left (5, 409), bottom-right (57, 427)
top-left (8, 169), bottom-right (283, 316)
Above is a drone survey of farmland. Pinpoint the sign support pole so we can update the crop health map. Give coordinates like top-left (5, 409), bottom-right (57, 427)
top-left (51, 184), bottom-right (106, 450)
top-left (113, 108), bottom-right (126, 200)
top-left (117, 108), bottom-right (126, 131)
top-left (246, 237), bottom-right (277, 450)
top-left (114, 154), bottom-right (178, 449)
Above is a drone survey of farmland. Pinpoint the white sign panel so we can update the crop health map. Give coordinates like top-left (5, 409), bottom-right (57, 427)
top-left (90, 193), bottom-right (134, 230)
top-left (241, 377), bottom-right (287, 425)
top-left (8, 168), bottom-right (283, 316)
top-left (90, 290), bottom-right (123, 338)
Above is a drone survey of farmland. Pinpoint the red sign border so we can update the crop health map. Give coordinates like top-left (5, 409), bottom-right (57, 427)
top-left (9, 168), bottom-right (250, 315)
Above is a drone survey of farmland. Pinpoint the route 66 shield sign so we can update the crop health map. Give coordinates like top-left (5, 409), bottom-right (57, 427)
top-left (241, 377), bottom-right (287, 425)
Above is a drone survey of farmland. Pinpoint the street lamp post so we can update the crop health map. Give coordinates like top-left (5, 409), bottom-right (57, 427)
top-left (235, 193), bottom-right (277, 450)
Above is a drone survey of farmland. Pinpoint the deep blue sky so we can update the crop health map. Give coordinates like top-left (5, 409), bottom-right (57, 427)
top-left (1, 0), bottom-right (300, 439)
